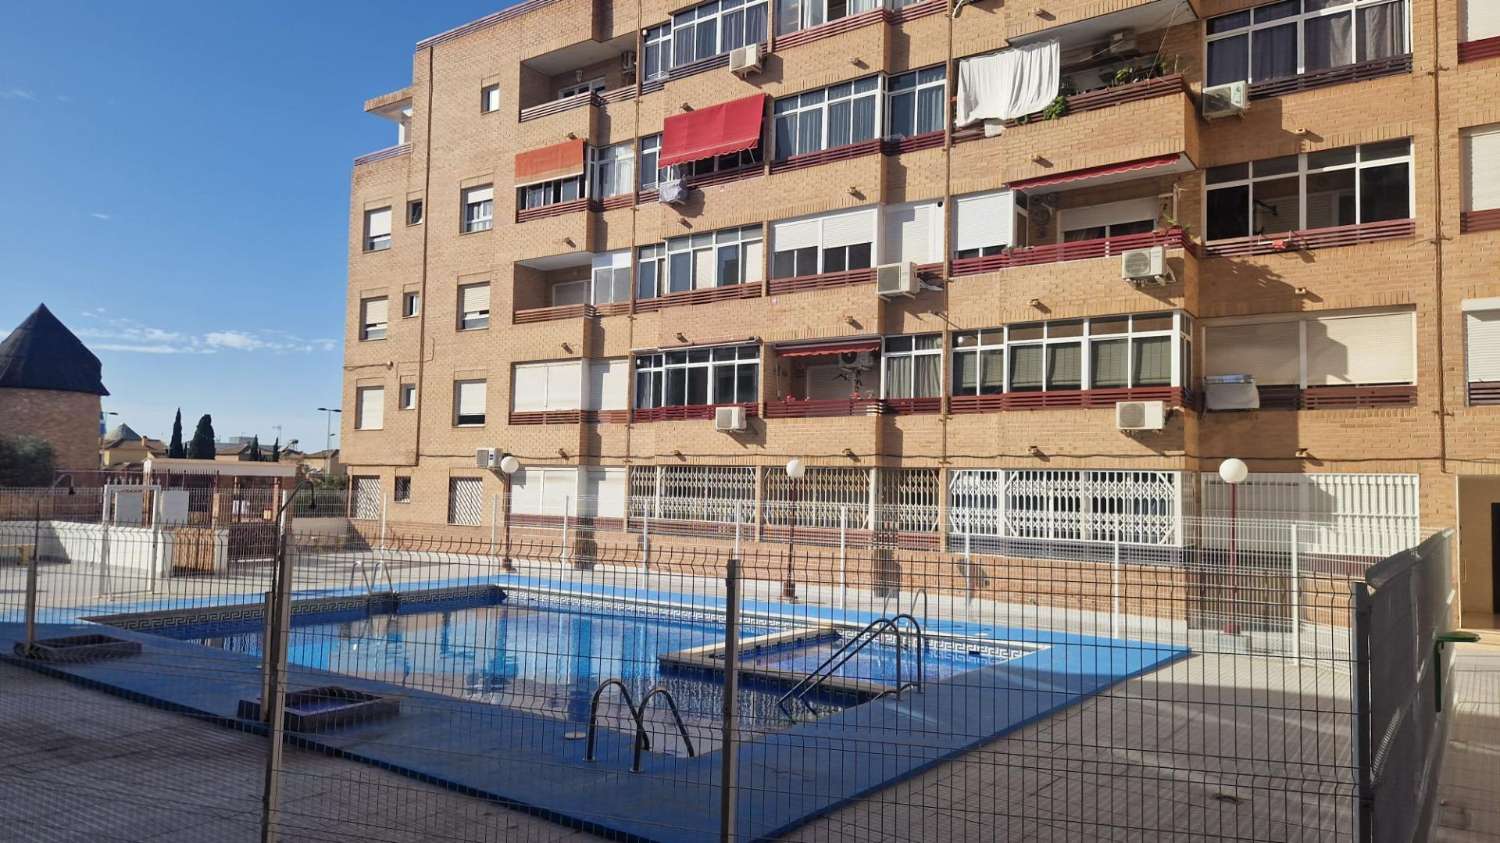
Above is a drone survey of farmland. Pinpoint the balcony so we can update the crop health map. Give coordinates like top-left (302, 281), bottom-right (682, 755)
top-left (952, 74), bottom-right (1187, 145)
top-left (517, 34), bottom-right (636, 121)
top-left (631, 402), bottom-right (758, 423)
top-left (763, 397), bottom-right (885, 418)
top-left (1200, 219), bottom-right (1416, 259)
top-left (773, 0), bottom-right (945, 52)
top-left (949, 386), bottom-right (1190, 414)
top-left (1462, 209), bottom-right (1500, 235)
top-left (1248, 384), bottom-right (1417, 411)
top-left (353, 144), bottom-right (410, 167)
top-left (951, 227), bottom-right (1184, 278)
top-left (1460, 35), bottom-right (1500, 63)
top-left (1248, 54), bottom-right (1412, 100)
top-left (511, 252), bottom-right (630, 323)
top-left (508, 408), bottom-right (630, 424)
top-left (634, 283), bottom-right (763, 313)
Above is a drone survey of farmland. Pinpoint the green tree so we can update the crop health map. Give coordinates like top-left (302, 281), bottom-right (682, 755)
top-left (269, 437), bottom-right (280, 463)
top-left (0, 435), bottom-right (56, 487)
top-left (167, 409), bottom-right (186, 459)
top-left (247, 435), bottom-right (262, 462)
top-left (187, 414), bottom-right (216, 460)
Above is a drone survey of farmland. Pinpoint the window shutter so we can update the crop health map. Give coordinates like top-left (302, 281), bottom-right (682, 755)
top-left (954, 190), bottom-right (1014, 252)
top-left (363, 298), bottom-right (388, 325)
top-left (465, 186), bottom-right (494, 204)
top-left (457, 380), bottom-right (487, 416)
top-left (693, 247), bottom-right (716, 289)
top-left (820, 208), bottom-right (877, 248)
top-left (592, 249), bottom-right (631, 271)
top-left (546, 361), bottom-right (582, 410)
top-left (1467, 310), bottom-right (1500, 382)
top-left (1464, 125), bottom-right (1500, 212)
top-left (1059, 197), bottom-right (1159, 237)
top-left (1465, 0), bottom-right (1500, 41)
top-left (882, 202), bottom-right (939, 264)
top-left (366, 208), bottom-right (392, 237)
top-left (512, 364), bottom-right (549, 411)
top-left (1205, 321), bottom-right (1302, 384)
top-left (510, 469), bottom-right (544, 515)
top-left (586, 359), bottom-right (629, 410)
top-left (461, 284), bottom-right (491, 315)
top-left (357, 387), bottom-right (384, 429)
top-left (1306, 311), bottom-right (1414, 385)
top-left (580, 467), bottom-right (627, 518)
top-left (539, 468), bottom-right (579, 515)
top-left (744, 240), bottom-right (764, 282)
top-left (773, 218), bottom-right (820, 251)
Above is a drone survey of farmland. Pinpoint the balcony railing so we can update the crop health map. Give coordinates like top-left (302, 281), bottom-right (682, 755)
top-left (881, 131), bottom-right (946, 155)
top-left (1248, 54), bottom-right (1411, 99)
top-left (1200, 218), bottom-right (1415, 258)
top-left (634, 283), bottom-right (763, 313)
top-left (768, 267), bottom-right (876, 295)
top-left (949, 386), bottom-right (1187, 414)
top-left (353, 144), bottom-right (411, 166)
top-left (1460, 36), bottom-right (1500, 63)
top-left (1248, 384), bottom-right (1416, 410)
top-left (951, 75), bottom-right (1186, 145)
top-left (631, 402), bottom-right (758, 423)
top-left (1461, 208), bottom-right (1500, 234)
top-left (518, 87), bottom-right (635, 122)
top-left (950, 227), bottom-right (1184, 278)
top-left (508, 408), bottom-right (631, 425)
top-left (1469, 382), bottom-right (1500, 406)
top-left (774, 0), bottom-right (945, 51)
top-left (882, 396), bottom-right (942, 415)
top-left (770, 139), bottom-right (881, 175)
top-left (516, 197), bottom-right (590, 223)
top-left (763, 397), bottom-right (886, 418)
top-left (513, 303), bottom-right (597, 324)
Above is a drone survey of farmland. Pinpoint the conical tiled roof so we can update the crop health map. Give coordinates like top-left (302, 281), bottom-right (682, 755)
top-left (0, 304), bottom-right (108, 396)
top-left (104, 423), bottom-right (141, 442)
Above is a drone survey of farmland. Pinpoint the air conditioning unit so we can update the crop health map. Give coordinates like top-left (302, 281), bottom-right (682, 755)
top-left (729, 43), bottom-right (762, 76)
top-left (1121, 246), bottom-right (1174, 286)
top-left (839, 351), bottom-right (875, 370)
top-left (1202, 81), bottom-right (1249, 119)
top-left (1204, 374), bottom-right (1260, 411)
top-left (1107, 29), bottom-right (1137, 55)
top-left (714, 405), bottom-right (747, 432)
top-left (1116, 400), bottom-right (1166, 431)
top-left (876, 262), bottom-right (918, 298)
top-left (475, 448), bottom-right (498, 469)
top-left (659, 178), bottom-right (687, 205)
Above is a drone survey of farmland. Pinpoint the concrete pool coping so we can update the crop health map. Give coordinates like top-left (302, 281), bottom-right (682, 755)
top-left (1, 576), bottom-right (1190, 842)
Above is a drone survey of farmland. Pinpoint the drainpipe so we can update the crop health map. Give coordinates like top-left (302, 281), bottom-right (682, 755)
top-left (1430, 0), bottom-right (1449, 481)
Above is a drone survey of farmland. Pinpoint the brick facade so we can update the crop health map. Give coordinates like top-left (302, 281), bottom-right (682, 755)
top-left (0, 388), bottom-right (101, 472)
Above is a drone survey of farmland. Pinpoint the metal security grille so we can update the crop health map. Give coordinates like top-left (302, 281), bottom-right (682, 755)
top-left (627, 465), bottom-right (755, 524)
top-left (876, 468), bottom-right (940, 534)
top-left (762, 467), bottom-right (872, 529)
top-left (350, 476), bottom-right (382, 521)
top-left (1202, 472), bottom-right (1419, 557)
top-left (951, 469), bottom-right (1182, 545)
top-left (447, 477), bottom-right (484, 526)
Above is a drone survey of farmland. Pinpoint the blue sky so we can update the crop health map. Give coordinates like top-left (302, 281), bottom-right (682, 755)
top-left (0, 1), bottom-right (506, 452)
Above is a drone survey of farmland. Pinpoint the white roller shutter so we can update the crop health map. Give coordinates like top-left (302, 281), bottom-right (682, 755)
top-left (1205, 321), bottom-right (1301, 384)
top-left (744, 240), bottom-right (764, 282)
top-left (580, 467), bottom-right (627, 518)
top-left (1464, 124), bottom-right (1500, 212)
top-left (1465, 0), bottom-right (1500, 41)
top-left (363, 297), bottom-right (388, 325)
top-left (772, 218), bottom-right (820, 251)
top-left (540, 468), bottom-right (579, 516)
top-left (694, 247), bottom-right (716, 289)
top-left (586, 359), bottom-right (629, 410)
top-left (882, 201), bottom-right (940, 264)
top-left (460, 284), bottom-right (490, 316)
top-left (546, 361), bottom-right (582, 410)
top-left (456, 380), bottom-right (487, 416)
top-left (512, 364), bottom-right (549, 411)
top-left (954, 190), bottom-right (1015, 252)
top-left (366, 208), bottom-right (392, 237)
top-left (1306, 311), bottom-right (1414, 385)
top-left (356, 386), bottom-right (384, 430)
top-left (1058, 197), bottom-right (1158, 235)
top-left (464, 186), bottom-right (494, 204)
top-left (1466, 310), bottom-right (1500, 382)
top-left (820, 207), bottom-right (877, 248)
top-left (510, 469), bottom-right (544, 515)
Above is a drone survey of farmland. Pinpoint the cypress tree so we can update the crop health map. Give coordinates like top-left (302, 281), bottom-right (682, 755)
top-left (167, 409), bottom-right (186, 459)
top-left (247, 435), bottom-right (262, 462)
top-left (187, 414), bottom-right (216, 460)
top-left (269, 437), bottom-right (280, 463)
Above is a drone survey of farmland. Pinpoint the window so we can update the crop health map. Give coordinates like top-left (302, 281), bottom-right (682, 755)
top-left (591, 251), bottom-right (633, 305)
top-left (402, 291), bottom-right (421, 318)
top-left (510, 467), bottom-right (580, 517)
top-left (364, 207), bottom-right (392, 252)
top-left (880, 201), bottom-right (942, 265)
top-left (400, 383), bottom-right (417, 409)
top-left (588, 142), bottom-right (635, 200)
top-left (637, 244), bottom-right (666, 299)
top-left (394, 476), bottom-right (412, 503)
top-left (775, 0), bottom-right (878, 35)
top-left (643, 24), bottom-right (672, 81)
top-left (1462, 124), bottom-right (1500, 213)
top-left (513, 360), bottom-right (582, 412)
top-left (351, 476), bottom-right (382, 520)
top-left (772, 208), bottom-right (875, 278)
top-left (1206, 0), bottom-right (1409, 87)
top-left (670, 0), bottom-right (768, 68)
top-left (518, 175), bottom-right (584, 211)
top-left (407, 199), bottom-right (424, 225)
top-left (1204, 308), bottom-right (1415, 387)
top-left (1205, 139), bottom-right (1412, 241)
top-left (462, 186), bottom-right (494, 233)
top-left (952, 330), bottom-right (1005, 396)
top-left (448, 477), bottom-right (484, 526)
top-left (458, 283), bottom-right (491, 330)
top-left (639, 135), bottom-right (665, 190)
top-left (952, 190), bottom-right (1019, 258)
top-left (1465, 305), bottom-right (1500, 402)
top-left (481, 84), bottom-right (501, 113)
top-left (355, 386), bottom-right (384, 430)
top-left (882, 335), bottom-right (942, 399)
top-left (773, 77), bottom-right (879, 161)
top-left (634, 344), bottom-right (760, 408)
top-left (359, 297), bottom-right (388, 341)
top-left (638, 132), bottom-right (758, 190)
top-left (885, 67), bottom-right (946, 140)
top-left (641, 225), bottom-right (763, 296)
top-left (958, 314), bottom-right (1187, 393)
top-left (558, 78), bottom-right (605, 99)
top-left (454, 379), bottom-right (487, 426)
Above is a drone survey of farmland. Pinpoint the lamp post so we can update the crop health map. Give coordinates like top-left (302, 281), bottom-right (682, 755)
top-left (782, 457), bottom-right (806, 600)
top-left (499, 455), bottom-right (521, 571)
top-left (316, 407), bottom-right (341, 453)
top-left (1218, 457), bottom-right (1249, 635)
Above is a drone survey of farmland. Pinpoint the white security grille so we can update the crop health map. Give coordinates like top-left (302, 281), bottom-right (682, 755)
top-left (763, 467), bottom-right (873, 529)
top-left (877, 468), bottom-right (940, 534)
top-left (351, 476), bottom-right (382, 521)
top-left (949, 469), bottom-right (1183, 545)
top-left (1200, 472), bottom-right (1419, 557)
top-left (628, 465), bottom-right (755, 524)
top-left (447, 477), bottom-right (485, 526)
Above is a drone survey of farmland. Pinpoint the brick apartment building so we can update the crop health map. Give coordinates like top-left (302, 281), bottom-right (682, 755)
top-left (339, 0), bottom-right (1500, 620)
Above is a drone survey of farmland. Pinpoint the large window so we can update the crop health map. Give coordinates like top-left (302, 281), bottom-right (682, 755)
top-left (355, 386), bottom-right (384, 430)
top-left (1204, 139), bottom-right (1412, 241)
top-left (1204, 308), bottom-right (1414, 387)
top-left (643, 24), bottom-right (673, 81)
top-left (513, 361), bottom-right (582, 412)
top-left (772, 208), bottom-right (876, 278)
top-left (1463, 123), bottom-right (1500, 213)
top-left (882, 334), bottom-right (942, 399)
top-left (1206, 0), bottom-right (1409, 87)
top-left (454, 379), bottom-right (487, 426)
top-left (359, 297), bottom-right (388, 341)
top-left (363, 208), bottom-right (392, 252)
top-left (775, 0), bottom-right (878, 35)
top-left (588, 142), bottom-right (635, 200)
top-left (639, 135), bottom-right (666, 190)
top-left (638, 132), bottom-right (760, 190)
top-left (670, 0), bottom-right (768, 67)
top-left (773, 77), bottom-right (879, 160)
top-left (462, 186), bottom-right (494, 232)
top-left (885, 67), bottom-right (946, 140)
top-left (635, 345), bottom-right (760, 408)
top-left (638, 226), bottom-right (763, 298)
top-left (955, 313), bottom-right (1189, 395)
top-left (518, 175), bottom-right (584, 211)
top-left (458, 283), bottom-right (490, 330)
top-left (591, 251), bottom-right (633, 305)
top-left (952, 329), bottom-right (1005, 396)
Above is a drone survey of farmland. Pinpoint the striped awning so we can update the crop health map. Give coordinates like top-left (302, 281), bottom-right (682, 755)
top-left (1008, 153), bottom-right (1188, 193)
top-left (775, 338), bottom-right (880, 357)
top-left (515, 138), bottom-right (586, 186)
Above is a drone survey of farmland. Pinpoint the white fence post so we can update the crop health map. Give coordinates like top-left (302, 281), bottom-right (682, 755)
top-left (561, 496), bottom-right (571, 566)
top-left (1290, 522), bottom-right (1302, 660)
top-left (1111, 541), bottom-right (1122, 638)
top-left (379, 495), bottom-right (388, 551)
top-left (490, 494), bottom-right (499, 558)
top-left (839, 506), bottom-right (848, 612)
top-left (642, 510), bottom-right (651, 573)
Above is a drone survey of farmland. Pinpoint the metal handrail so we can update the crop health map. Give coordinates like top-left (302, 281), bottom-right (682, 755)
top-left (634, 687), bottom-right (697, 772)
top-left (776, 614), bottom-right (924, 722)
top-left (585, 679), bottom-right (650, 769)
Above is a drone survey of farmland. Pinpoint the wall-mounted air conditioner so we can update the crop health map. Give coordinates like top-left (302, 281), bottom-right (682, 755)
top-left (475, 448), bottom-right (499, 469)
top-left (1202, 81), bottom-right (1249, 119)
top-left (876, 262), bottom-right (918, 298)
top-left (1116, 400), bottom-right (1166, 431)
top-left (715, 405), bottom-right (747, 432)
top-left (729, 44), bottom-right (762, 76)
top-left (1121, 246), bottom-right (1174, 287)
top-left (1203, 374), bottom-right (1260, 411)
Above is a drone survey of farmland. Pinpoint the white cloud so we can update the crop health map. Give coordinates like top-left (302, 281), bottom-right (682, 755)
top-left (0, 88), bottom-right (36, 101)
top-left (77, 315), bottom-right (334, 356)
top-left (204, 331), bottom-right (265, 351)
top-left (89, 212), bottom-right (111, 221)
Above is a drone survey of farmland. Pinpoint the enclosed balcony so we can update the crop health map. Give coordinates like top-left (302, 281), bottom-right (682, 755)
top-left (513, 250), bottom-right (632, 324)
top-left (517, 35), bottom-right (637, 122)
top-left (764, 338), bottom-right (885, 418)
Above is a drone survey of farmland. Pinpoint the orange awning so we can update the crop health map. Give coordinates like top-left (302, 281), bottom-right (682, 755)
top-left (515, 138), bottom-right (586, 185)
top-left (776, 339), bottom-right (881, 358)
top-left (660, 94), bottom-right (767, 168)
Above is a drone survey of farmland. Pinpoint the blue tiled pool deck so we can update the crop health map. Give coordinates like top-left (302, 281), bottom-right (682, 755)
top-left (0, 573), bottom-right (1188, 842)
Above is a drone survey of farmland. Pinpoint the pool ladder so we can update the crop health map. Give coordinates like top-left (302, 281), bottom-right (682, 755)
top-left (585, 679), bottom-right (696, 772)
top-left (776, 613), bottom-right (925, 723)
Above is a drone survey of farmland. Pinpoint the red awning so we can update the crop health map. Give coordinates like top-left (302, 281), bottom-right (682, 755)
top-left (515, 138), bottom-right (586, 185)
top-left (659, 94), bottom-right (767, 168)
top-left (777, 339), bottom-right (881, 358)
top-left (1008, 153), bottom-right (1186, 192)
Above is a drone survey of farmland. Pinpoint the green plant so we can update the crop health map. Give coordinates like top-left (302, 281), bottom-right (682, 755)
top-left (1041, 95), bottom-right (1069, 120)
top-left (0, 435), bottom-right (55, 487)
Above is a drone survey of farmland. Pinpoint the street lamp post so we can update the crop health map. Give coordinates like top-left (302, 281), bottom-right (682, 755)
top-left (782, 458), bottom-right (806, 600)
top-left (1218, 458), bottom-right (1250, 635)
top-left (499, 455), bottom-right (521, 571)
top-left (316, 407), bottom-right (341, 453)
